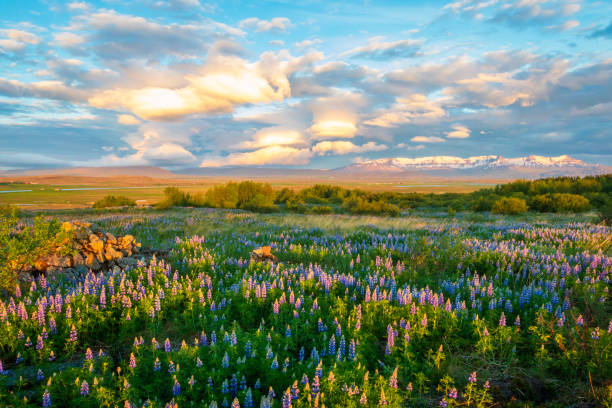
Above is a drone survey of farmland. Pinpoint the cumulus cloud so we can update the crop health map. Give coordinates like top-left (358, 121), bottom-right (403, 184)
top-left (342, 37), bottom-right (422, 60)
top-left (309, 120), bottom-right (358, 139)
top-left (308, 91), bottom-right (365, 139)
top-left (235, 127), bottom-right (306, 149)
top-left (53, 32), bottom-right (86, 47)
top-left (0, 79), bottom-right (89, 102)
top-left (364, 94), bottom-right (446, 128)
top-left (201, 145), bottom-right (312, 166)
top-left (117, 114), bottom-right (141, 125)
top-left (446, 124), bottom-right (471, 138)
top-left (89, 51), bottom-right (320, 120)
top-left (0, 29), bottom-right (40, 52)
top-left (411, 136), bottom-right (445, 143)
top-left (239, 17), bottom-right (292, 33)
top-left (312, 141), bottom-right (387, 155)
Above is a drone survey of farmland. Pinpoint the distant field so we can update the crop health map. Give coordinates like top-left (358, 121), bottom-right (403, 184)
top-left (0, 177), bottom-right (497, 209)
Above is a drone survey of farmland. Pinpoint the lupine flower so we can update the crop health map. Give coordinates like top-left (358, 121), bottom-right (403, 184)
top-left (172, 379), bottom-right (181, 396)
top-left (80, 380), bottom-right (89, 396)
top-left (69, 325), bottom-right (78, 342)
top-left (153, 357), bottom-right (161, 371)
top-left (85, 348), bottom-right (93, 361)
top-left (37, 369), bottom-right (44, 381)
top-left (389, 367), bottom-right (398, 388)
top-left (499, 312), bottom-right (506, 327)
top-left (469, 371), bottom-right (477, 383)
top-left (42, 389), bottom-right (51, 407)
top-left (449, 388), bottom-right (457, 399)
top-left (164, 338), bottom-right (172, 352)
top-left (129, 353), bottom-right (136, 369)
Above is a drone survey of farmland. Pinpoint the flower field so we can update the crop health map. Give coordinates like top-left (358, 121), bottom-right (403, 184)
top-left (0, 209), bottom-right (610, 407)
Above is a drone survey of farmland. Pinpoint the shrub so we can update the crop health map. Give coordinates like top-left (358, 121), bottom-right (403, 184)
top-left (92, 195), bottom-right (136, 209)
top-left (0, 213), bottom-right (73, 293)
top-left (529, 193), bottom-right (590, 213)
top-left (311, 205), bottom-right (333, 214)
top-left (492, 197), bottom-right (528, 215)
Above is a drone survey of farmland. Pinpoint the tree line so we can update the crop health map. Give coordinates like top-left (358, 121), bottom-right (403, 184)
top-left (145, 174), bottom-right (611, 219)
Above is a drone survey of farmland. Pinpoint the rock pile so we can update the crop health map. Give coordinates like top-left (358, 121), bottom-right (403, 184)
top-left (250, 246), bottom-right (277, 263)
top-left (28, 221), bottom-right (141, 276)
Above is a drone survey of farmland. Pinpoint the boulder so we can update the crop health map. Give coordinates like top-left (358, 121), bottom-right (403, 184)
top-left (250, 246), bottom-right (277, 263)
top-left (88, 234), bottom-right (104, 253)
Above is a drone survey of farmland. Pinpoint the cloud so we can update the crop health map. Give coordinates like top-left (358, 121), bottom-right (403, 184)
top-left (546, 20), bottom-right (579, 31)
top-left (295, 38), bottom-right (322, 49)
top-left (446, 124), bottom-right (471, 138)
top-left (68, 2), bottom-right (90, 11)
top-left (0, 29), bottom-right (40, 52)
top-left (201, 145), bottom-right (312, 166)
top-left (239, 17), bottom-right (292, 33)
top-left (0, 79), bottom-right (88, 102)
top-left (410, 136), bottom-right (445, 143)
top-left (236, 127), bottom-right (306, 149)
top-left (89, 51), bottom-right (320, 120)
top-left (312, 141), bottom-right (387, 155)
top-left (309, 120), bottom-right (358, 139)
top-left (364, 94), bottom-right (446, 128)
top-left (117, 114), bottom-right (141, 125)
top-left (53, 32), bottom-right (86, 47)
top-left (342, 37), bottom-right (422, 60)
top-left (589, 21), bottom-right (612, 38)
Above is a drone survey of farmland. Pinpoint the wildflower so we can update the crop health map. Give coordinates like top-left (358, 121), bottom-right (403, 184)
top-left (448, 388), bottom-right (457, 399)
top-left (37, 369), bottom-right (44, 381)
top-left (129, 353), bottom-right (136, 369)
top-left (80, 380), bottom-right (89, 396)
top-left (85, 348), bottom-right (93, 361)
top-left (499, 312), bottom-right (506, 327)
top-left (69, 325), bottom-right (78, 342)
top-left (42, 389), bottom-right (52, 407)
top-left (164, 338), bottom-right (172, 352)
top-left (153, 357), bottom-right (161, 371)
top-left (469, 371), bottom-right (477, 383)
top-left (359, 392), bottom-right (367, 405)
top-left (389, 367), bottom-right (398, 389)
top-left (172, 379), bottom-right (181, 396)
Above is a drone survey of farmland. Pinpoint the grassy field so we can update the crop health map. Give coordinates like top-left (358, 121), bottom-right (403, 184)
top-left (0, 207), bottom-right (610, 407)
top-left (0, 178), bottom-right (499, 210)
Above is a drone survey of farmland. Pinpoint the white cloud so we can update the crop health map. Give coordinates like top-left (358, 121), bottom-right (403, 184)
top-left (446, 124), bottom-right (471, 138)
top-left (312, 141), bottom-right (387, 155)
top-left (0, 29), bottom-right (40, 52)
top-left (341, 37), bottom-right (422, 60)
top-left (201, 146), bottom-right (312, 166)
top-left (117, 114), bottom-right (141, 125)
top-left (239, 17), bottom-right (292, 32)
top-left (411, 136), bottom-right (445, 143)
top-left (89, 51), bottom-right (321, 120)
top-left (364, 94), bottom-right (446, 128)
top-left (53, 32), bottom-right (85, 47)
top-left (236, 127), bottom-right (306, 149)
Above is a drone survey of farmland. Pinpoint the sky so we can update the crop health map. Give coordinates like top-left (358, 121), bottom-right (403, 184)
top-left (0, 0), bottom-right (611, 170)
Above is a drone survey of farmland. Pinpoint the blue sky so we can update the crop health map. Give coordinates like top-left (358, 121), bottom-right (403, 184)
top-left (0, 0), bottom-right (611, 169)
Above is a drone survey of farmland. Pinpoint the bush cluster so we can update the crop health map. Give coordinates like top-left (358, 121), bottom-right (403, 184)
top-left (92, 195), bottom-right (136, 209)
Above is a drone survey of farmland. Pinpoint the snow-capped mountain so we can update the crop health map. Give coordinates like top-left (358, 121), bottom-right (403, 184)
top-left (337, 155), bottom-right (609, 178)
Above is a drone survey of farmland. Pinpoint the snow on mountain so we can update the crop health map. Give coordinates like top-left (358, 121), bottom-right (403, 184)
top-left (345, 155), bottom-right (595, 170)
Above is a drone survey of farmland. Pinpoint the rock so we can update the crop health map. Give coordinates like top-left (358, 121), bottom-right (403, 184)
top-left (89, 234), bottom-right (104, 253)
top-left (105, 232), bottom-right (117, 244)
top-left (250, 246), bottom-right (277, 263)
top-left (76, 228), bottom-right (90, 241)
top-left (85, 253), bottom-right (101, 271)
top-left (112, 265), bottom-right (121, 274)
top-left (104, 245), bottom-right (123, 262)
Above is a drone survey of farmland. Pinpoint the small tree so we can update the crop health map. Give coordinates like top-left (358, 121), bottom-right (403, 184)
top-left (492, 197), bottom-right (528, 215)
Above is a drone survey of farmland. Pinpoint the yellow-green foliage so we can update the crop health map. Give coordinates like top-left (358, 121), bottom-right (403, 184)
top-left (492, 197), bottom-right (528, 215)
top-left (92, 195), bottom-right (137, 208)
top-left (0, 208), bottom-right (73, 293)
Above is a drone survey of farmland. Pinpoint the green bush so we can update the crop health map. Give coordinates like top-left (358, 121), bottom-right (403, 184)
top-left (92, 195), bottom-right (136, 208)
top-left (311, 205), bottom-right (333, 214)
top-left (492, 197), bottom-right (528, 215)
top-left (529, 193), bottom-right (590, 213)
top-left (0, 212), bottom-right (73, 293)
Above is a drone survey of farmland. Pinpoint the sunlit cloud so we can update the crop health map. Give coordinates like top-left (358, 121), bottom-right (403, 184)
top-left (446, 125), bottom-right (471, 139)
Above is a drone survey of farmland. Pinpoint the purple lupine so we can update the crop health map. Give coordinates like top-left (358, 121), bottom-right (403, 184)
top-left (36, 335), bottom-right (44, 350)
top-left (389, 367), bottom-right (398, 389)
top-left (69, 325), bottom-right (77, 342)
top-left (85, 348), bottom-right (93, 361)
top-left (469, 371), bottom-right (477, 383)
top-left (164, 338), bottom-right (172, 352)
top-left (153, 357), bottom-right (161, 371)
top-left (42, 389), bottom-right (51, 407)
top-left (80, 380), bottom-right (89, 396)
top-left (129, 353), bottom-right (136, 369)
top-left (499, 312), bottom-right (506, 327)
top-left (281, 388), bottom-right (292, 408)
top-left (37, 369), bottom-right (44, 381)
top-left (359, 392), bottom-right (367, 405)
top-left (449, 388), bottom-right (458, 399)
top-left (172, 379), bottom-right (181, 396)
